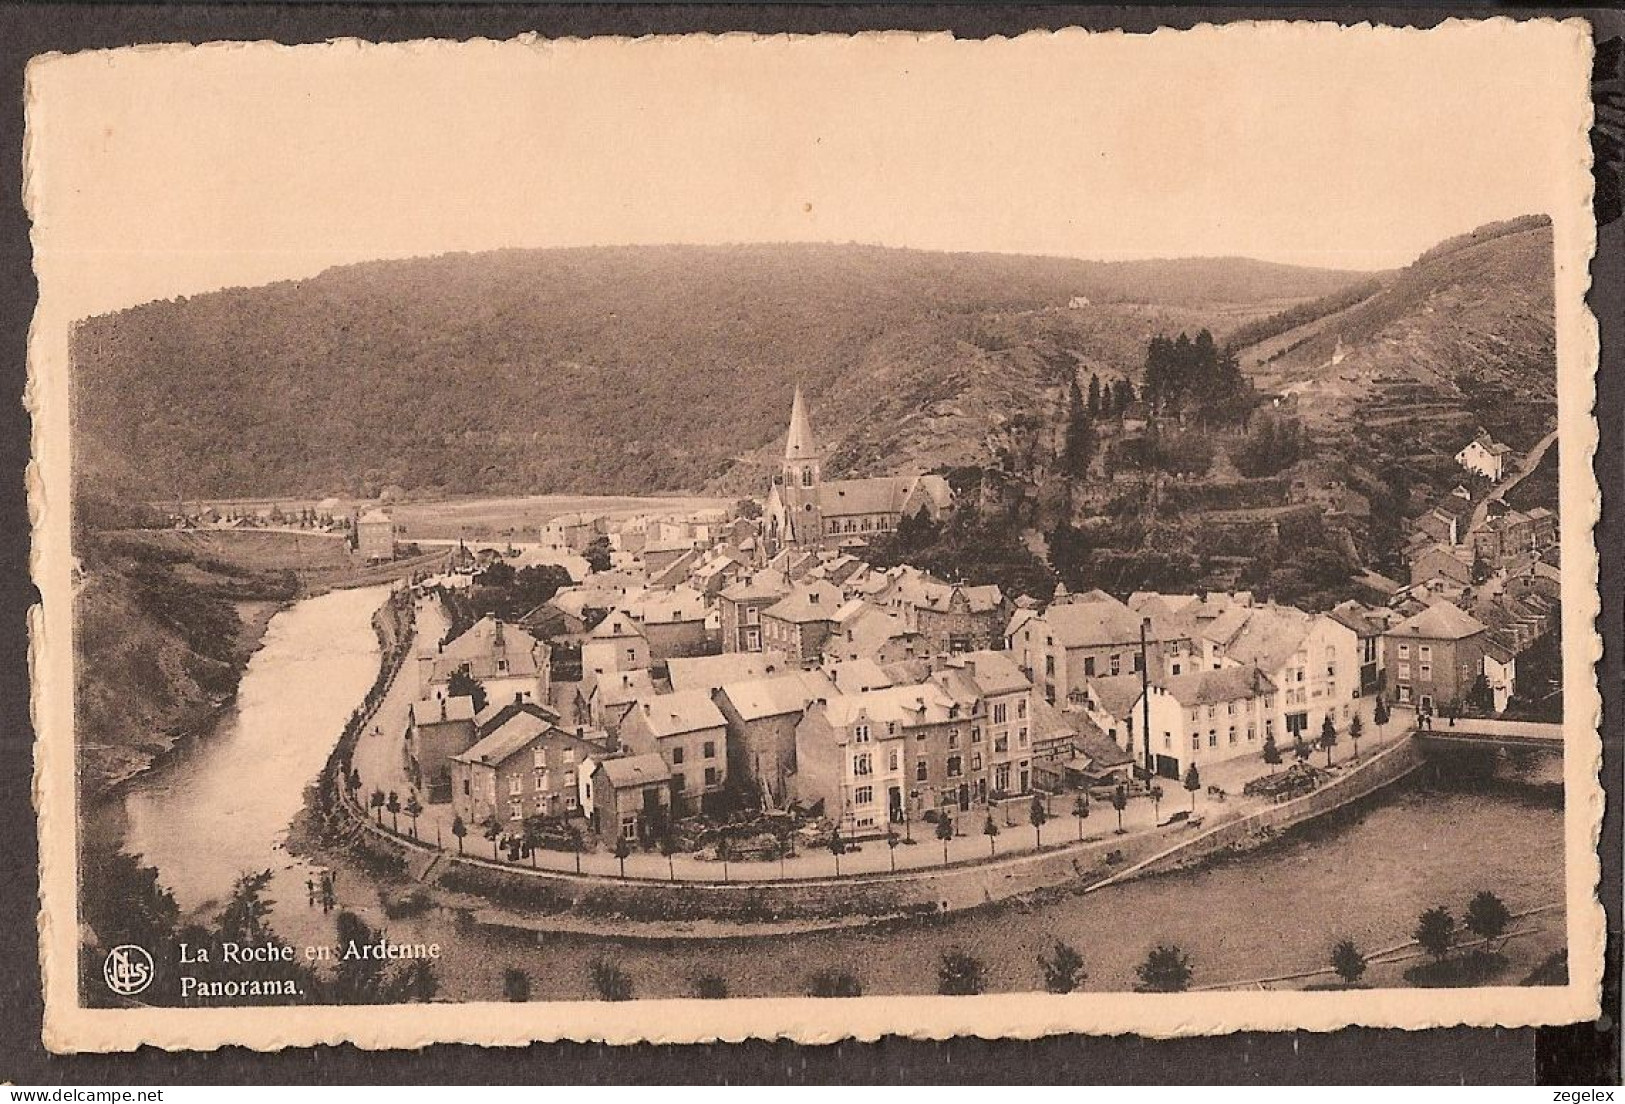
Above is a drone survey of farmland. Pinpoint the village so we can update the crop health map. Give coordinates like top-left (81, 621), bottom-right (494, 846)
top-left (229, 386), bottom-right (1567, 887)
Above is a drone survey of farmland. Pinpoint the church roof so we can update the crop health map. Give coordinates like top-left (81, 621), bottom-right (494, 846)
top-left (785, 385), bottom-right (820, 462)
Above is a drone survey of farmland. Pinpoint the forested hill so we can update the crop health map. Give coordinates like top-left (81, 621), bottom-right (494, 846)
top-left (71, 243), bottom-right (1369, 500)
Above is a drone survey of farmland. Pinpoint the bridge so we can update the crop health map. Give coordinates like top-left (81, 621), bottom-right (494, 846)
top-left (1414, 717), bottom-right (1565, 753)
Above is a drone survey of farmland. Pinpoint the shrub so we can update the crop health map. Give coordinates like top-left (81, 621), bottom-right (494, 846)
top-left (1330, 939), bottom-right (1366, 986)
top-left (1038, 940), bottom-right (1087, 994)
top-left (1414, 907), bottom-right (1455, 962)
top-left (502, 968), bottom-right (531, 1002)
top-left (807, 970), bottom-right (863, 998)
top-left (1134, 944), bottom-right (1194, 993)
top-left (589, 958), bottom-right (633, 1002)
top-left (692, 974), bottom-right (729, 1000)
top-left (1464, 891), bottom-right (1512, 948)
top-left (937, 949), bottom-right (987, 996)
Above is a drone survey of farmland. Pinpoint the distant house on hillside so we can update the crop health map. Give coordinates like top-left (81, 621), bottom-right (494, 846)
top-left (1455, 430), bottom-right (1513, 481)
top-left (356, 508), bottom-right (396, 561)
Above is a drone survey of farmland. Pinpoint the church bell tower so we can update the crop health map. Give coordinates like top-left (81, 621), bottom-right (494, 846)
top-left (780, 385), bottom-right (822, 546)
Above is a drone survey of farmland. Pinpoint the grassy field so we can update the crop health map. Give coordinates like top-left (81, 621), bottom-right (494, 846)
top-left (390, 494), bottom-right (731, 541)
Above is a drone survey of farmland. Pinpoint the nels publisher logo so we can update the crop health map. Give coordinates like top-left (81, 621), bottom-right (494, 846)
top-left (103, 944), bottom-right (155, 996)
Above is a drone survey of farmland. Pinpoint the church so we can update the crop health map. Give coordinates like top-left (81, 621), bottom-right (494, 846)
top-left (763, 386), bottom-right (952, 554)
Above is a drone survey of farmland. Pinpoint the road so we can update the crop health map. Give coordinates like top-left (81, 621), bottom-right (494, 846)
top-left (1470, 427), bottom-right (1559, 534)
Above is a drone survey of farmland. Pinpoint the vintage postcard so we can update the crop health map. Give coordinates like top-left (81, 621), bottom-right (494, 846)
top-left (26, 19), bottom-right (1603, 1052)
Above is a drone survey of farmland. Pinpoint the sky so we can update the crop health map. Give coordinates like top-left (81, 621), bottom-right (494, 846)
top-left (25, 22), bottom-right (1589, 319)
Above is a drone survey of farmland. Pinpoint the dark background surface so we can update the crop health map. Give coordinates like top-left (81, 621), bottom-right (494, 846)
top-left (0, 3), bottom-right (1617, 1086)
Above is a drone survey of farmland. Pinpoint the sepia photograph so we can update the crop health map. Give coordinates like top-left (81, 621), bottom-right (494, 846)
top-left (24, 18), bottom-right (1603, 1052)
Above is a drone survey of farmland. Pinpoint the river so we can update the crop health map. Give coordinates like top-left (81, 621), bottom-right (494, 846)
top-left (121, 585), bottom-right (391, 920)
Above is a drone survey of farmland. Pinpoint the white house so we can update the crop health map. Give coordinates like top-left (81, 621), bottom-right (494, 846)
top-left (1455, 431), bottom-right (1513, 482)
top-left (1134, 666), bottom-right (1278, 780)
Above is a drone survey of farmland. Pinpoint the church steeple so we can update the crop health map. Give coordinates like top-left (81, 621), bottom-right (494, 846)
top-left (785, 384), bottom-right (819, 463)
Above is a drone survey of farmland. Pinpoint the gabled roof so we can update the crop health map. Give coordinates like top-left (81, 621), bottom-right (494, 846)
top-left (1082, 674), bottom-right (1145, 720)
top-left (588, 609), bottom-right (647, 641)
top-left (626, 585), bottom-right (707, 624)
top-left (631, 689), bottom-right (726, 738)
top-left (1038, 594), bottom-right (1143, 648)
top-left (592, 669), bottom-right (656, 707)
top-left (720, 569), bottom-right (792, 603)
top-left (763, 580), bottom-right (844, 624)
top-left (936, 650), bottom-right (1030, 697)
top-left (827, 658), bottom-right (895, 695)
top-left (453, 704), bottom-right (589, 768)
top-left (412, 694), bottom-right (476, 725)
top-left (1220, 606), bottom-right (1315, 675)
top-left (1158, 666), bottom-right (1275, 708)
top-left (817, 681), bottom-right (963, 730)
top-left (719, 669), bottom-right (837, 721)
top-left (1388, 600), bottom-right (1488, 641)
top-left (667, 653), bottom-right (780, 692)
top-left (817, 477), bottom-right (912, 518)
top-left (599, 753), bottom-right (672, 789)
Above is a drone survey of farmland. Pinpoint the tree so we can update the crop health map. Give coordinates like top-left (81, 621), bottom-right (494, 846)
top-left (1320, 714), bottom-right (1339, 767)
top-left (885, 830), bottom-right (900, 873)
top-left (983, 814), bottom-right (1000, 857)
top-left (1086, 373), bottom-right (1102, 419)
top-left (936, 816), bottom-right (955, 865)
top-left (589, 958), bottom-right (632, 1001)
top-left (503, 968), bottom-right (531, 1002)
top-left (1029, 795), bottom-right (1049, 848)
top-left (1039, 941), bottom-right (1087, 994)
top-left (1072, 793), bottom-right (1091, 840)
top-left (937, 949), bottom-right (987, 996)
top-left (1465, 891), bottom-right (1512, 950)
top-left (1062, 376), bottom-right (1095, 479)
top-left (1415, 906), bottom-right (1455, 962)
top-left (1262, 733), bottom-right (1282, 773)
top-left (829, 827), bottom-right (845, 876)
top-left (716, 835), bottom-right (733, 883)
top-left (1111, 784), bottom-right (1128, 833)
top-left (386, 790), bottom-right (402, 833)
top-left (1135, 944), bottom-right (1194, 992)
top-left (1149, 784), bottom-right (1164, 823)
top-left (1374, 696), bottom-right (1391, 737)
top-left (568, 824), bottom-right (584, 874)
top-left (404, 793), bottom-right (423, 839)
top-left (447, 668), bottom-right (488, 713)
top-left (1182, 764), bottom-right (1201, 811)
top-left (660, 833), bottom-right (678, 882)
top-left (1348, 712), bottom-right (1364, 761)
top-left (346, 768), bottom-right (362, 802)
top-left (583, 535), bottom-right (613, 574)
top-left (733, 498), bottom-right (763, 521)
top-left (1331, 940), bottom-right (1367, 986)
top-left (450, 815), bottom-right (467, 854)
top-left (692, 974), bottom-right (729, 1000)
top-left (807, 970), bottom-right (863, 998)
top-left (481, 815), bottom-right (502, 860)
top-left (613, 834), bottom-right (631, 879)
top-left (369, 789), bottom-right (386, 825)
top-left (1465, 673), bottom-right (1496, 715)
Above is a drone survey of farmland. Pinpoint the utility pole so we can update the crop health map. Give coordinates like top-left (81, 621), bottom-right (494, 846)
top-left (1139, 616), bottom-right (1154, 789)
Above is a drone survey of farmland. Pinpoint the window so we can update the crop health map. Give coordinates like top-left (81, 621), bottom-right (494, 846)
top-left (1208, 705), bottom-right (1217, 719)
top-left (1132, 653), bottom-right (1143, 673)
top-left (854, 724), bottom-right (870, 743)
top-left (854, 786), bottom-right (873, 806)
top-left (672, 772), bottom-right (685, 792)
top-left (1017, 699), bottom-right (1027, 720)
top-left (994, 735), bottom-right (1009, 753)
top-left (1419, 645), bottom-right (1433, 661)
top-left (1018, 728), bottom-right (1029, 747)
top-left (1247, 724), bottom-right (1256, 742)
top-left (971, 727), bottom-right (982, 744)
top-left (621, 816), bottom-right (637, 841)
top-left (535, 768), bottom-right (549, 788)
top-left (1228, 727), bottom-right (1237, 745)
top-left (1083, 657), bottom-right (1095, 677)
top-left (1419, 664), bottom-right (1432, 680)
top-left (1398, 643), bottom-right (1410, 659)
top-left (1398, 662), bottom-right (1411, 680)
top-left (533, 749), bottom-right (547, 769)
top-left (888, 749), bottom-right (900, 772)
top-left (1265, 719), bottom-right (1274, 737)
top-left (971, 753), bottom-right (983, 770)
top-left (993, 703), bottom-right (1008, 724)
top-left (1172, 661), bottom-right (1183, 675)
top-left (1164, 733), bottom-right (1172, 749)
top-left (1208, 730), bottom-right (1218, 748)
top-left (672, 746), bottom-right (685, 765)
top-left (1110, 654), bottom-right (1122, 676)
top-left (853, 753), bottom-right (873, 776)
top-left (703, 740), bottom-right (716, 759)
top-left (1046, 656), bottom-right (1057, 677)
top-left (463, 779), bottom-right (471, 797)
top-left (1192, 733), bottom-right (1201, 751)
top-left (947, 756), bottom-right (963, 778)
top-left (1227, 701), bottom-right (1237, 715)
top-left (509, 776), bottom-right (523, 796)
top-left (704, 766), bottom-right (719, 787)
top-left (509, 798), bottom-right (523, 820)
top-left (916, 761), bottom-right (928, 782)
top-left (948, 730), bottom-right (960, 749)
top-left (994, 764), bottom-right (1010, 791)
top-left (745, 606), bottom-right (759, 624)
top-left (916, 729), bottom-right (927, 741)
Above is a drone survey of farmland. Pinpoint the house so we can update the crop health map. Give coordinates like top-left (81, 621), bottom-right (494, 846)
top-left (908, 582), bottom-right (1008, 655)
top-left (420, 616), bottom-right (551, 709)
top-left (714, 669), bottom-right (838, 806)
top-left (449, 703), bottom-right (604, 829)
top-left (1456, 431), bottom-right (1513, 481)
top-left (618, 690), bottom-right (731, 815)
top-left (1525, 507), bottom-right (1558, 548)
top-left (1004, 591), bottom-right (1171, 707)
top-left (1135, 666), bottom-right (1278, 780)
top-left (356, 509), bottom-right (397, 562)
top-left (932, 650), bottom-right (1037, 800)
top-left (544, 512), bottom-right (604, 553)
top-left (405, 693), bottom-right (478, 803)
top-left (666, 652), bottom-right (782, 694)
top-left (1383, 600), bottom-right (1493, 712)
top-left (585, 668), bottom-right (656, 734)
top-left (717, 570), bottom-right (791, 653)
top-left (1413, 506), bottom-right (1462, 547)
top-left (588, 754), bottom-right (673, 844)
top-left (1408, 542), bottom-right (1474, 589)
top-left (826, 657), bottom-right (895, 695)
top-left (580, 610), bottom-right (651, 685)
top-left (758, 580), bottom-right (845, 666)
top-left (762, 387), bottom-right (951, 553)
top-left (1481, 638), bottom-right (1518, 713)
top-left (819, 600), bottom-right (925, 667)
top-left (792, 682), bottom-right (958, 835)
top-left (1206, 604), bottom-right (1360, 742)
top-left (1326, 600), bottom-right (1394, 694)
top-left (618, 585), bottom-right (710, 662)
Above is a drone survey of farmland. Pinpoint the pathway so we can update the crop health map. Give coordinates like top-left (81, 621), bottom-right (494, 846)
top-left (1470, 427), bottom-right (1559, 533)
